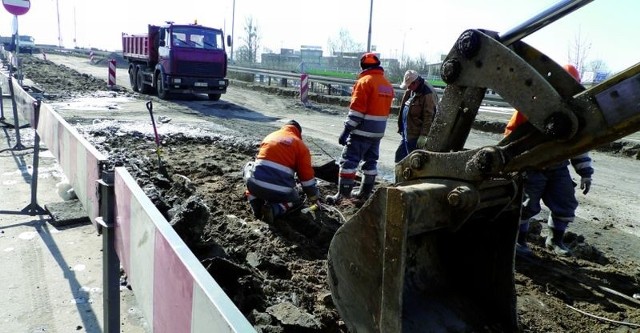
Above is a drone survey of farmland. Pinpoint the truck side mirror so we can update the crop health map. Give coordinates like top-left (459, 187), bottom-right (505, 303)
top-left (226, 35), bottom-right (232, 47)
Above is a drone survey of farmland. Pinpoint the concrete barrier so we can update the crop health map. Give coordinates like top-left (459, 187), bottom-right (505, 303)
top-left (114, 169), bottom-right (253, 332)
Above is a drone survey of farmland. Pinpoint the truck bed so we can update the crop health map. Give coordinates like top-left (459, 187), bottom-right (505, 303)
top-left (122, 33), bottom-right (151, 61)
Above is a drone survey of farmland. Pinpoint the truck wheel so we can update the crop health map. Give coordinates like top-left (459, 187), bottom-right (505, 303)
top-left (156, 75), bottom-right (169, 100)
top-left (129, 67), bottom-right (139, 92)
top-left (208, 93), bottom-right (221, 101)
top-left (137, 69), bottom-right (151, 94)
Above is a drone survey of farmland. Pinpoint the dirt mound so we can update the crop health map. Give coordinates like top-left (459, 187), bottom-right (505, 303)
top-left (19, 56), bottom-right (127, 99)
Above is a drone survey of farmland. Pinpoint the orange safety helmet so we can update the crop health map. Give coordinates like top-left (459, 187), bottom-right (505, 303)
top-left (563, 64), bottom-right (581, 82)
top-left (360, 52), bottom-right (381, 69)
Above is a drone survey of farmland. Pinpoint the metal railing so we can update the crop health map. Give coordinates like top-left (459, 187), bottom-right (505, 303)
top-left (228, 65), bottom-right (512, 107)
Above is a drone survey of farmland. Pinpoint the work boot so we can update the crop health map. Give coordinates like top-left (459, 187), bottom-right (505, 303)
top-left (249, 198), bottom-right (265, 219)
top-left (325, 183), bottom-right (353, 205)
top-left (515, 231), bottom-right (532, 257)
top-left (351, 182), bottom-right (375, 201)
top-left (545, 228), bottom-right (572, 256)
top-left (261, 204), bottom-right (275, 224)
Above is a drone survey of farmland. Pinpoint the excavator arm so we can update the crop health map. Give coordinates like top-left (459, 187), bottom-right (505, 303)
top-left (327, 0), bottom-right (640, 331)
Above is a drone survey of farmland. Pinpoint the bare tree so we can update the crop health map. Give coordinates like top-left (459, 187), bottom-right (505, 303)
top-left (236, 16), bottom-right (261, 64)
top-left (567, 26), bottom-right (591, 74)
top-left (327, 29), bottom-right (363, 55)
top-left (586, 59), bottom-right (610, 75)
top-left (584, 59), bottom-right (611, 83)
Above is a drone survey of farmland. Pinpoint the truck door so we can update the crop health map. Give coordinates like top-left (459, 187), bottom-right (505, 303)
top-left (158, 28), bottom-right (169, 59)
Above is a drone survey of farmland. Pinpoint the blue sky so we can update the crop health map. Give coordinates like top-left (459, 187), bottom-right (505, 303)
top-left (1, 0), bottom-right (637, 73)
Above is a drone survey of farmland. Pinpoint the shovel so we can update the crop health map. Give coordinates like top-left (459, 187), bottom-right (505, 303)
top-left (146, 101), bottom-right (168, 177)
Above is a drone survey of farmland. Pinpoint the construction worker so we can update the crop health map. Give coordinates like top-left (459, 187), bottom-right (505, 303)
top-left (243, 120), bottom-right (320, 223)
top-left (395, 69), bottom-right (438, 163)
top-left (326, 52), bottom-right (394, 204)
top-left (505, 64), bottom-right (594, 257)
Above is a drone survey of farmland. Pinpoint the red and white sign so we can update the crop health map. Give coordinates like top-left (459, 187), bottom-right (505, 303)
top-left (3, 0), bottom-right (30, 16)
top-left (108, 59), bottom-right (116, 87)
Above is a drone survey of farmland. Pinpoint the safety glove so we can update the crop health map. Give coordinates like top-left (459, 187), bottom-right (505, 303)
top-left (580, 177), bottom-right (592, 195)
top-left (338, 127), bottom-right (351, 146)
top-left (417, 135), bottom-right (428, 149)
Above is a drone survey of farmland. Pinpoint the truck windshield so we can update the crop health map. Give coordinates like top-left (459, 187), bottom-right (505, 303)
top-left (171, 27), bottom-right (223, 50)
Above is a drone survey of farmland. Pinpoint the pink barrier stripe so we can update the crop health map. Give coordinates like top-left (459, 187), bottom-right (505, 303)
top-left (114, 171), bottom-right (132, 275)
top-left (153, 230), bottom-right (194, 333)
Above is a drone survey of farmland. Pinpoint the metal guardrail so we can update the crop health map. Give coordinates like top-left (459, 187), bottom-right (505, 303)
top-left (228, 65), bottom-right (512, 107)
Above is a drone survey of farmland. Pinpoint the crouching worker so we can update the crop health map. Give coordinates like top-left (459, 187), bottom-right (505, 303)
top-left (243, 120), bottom-right (320, 223)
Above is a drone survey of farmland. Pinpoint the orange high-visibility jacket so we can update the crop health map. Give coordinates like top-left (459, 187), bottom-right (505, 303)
top-left (504, 111), bottom-right (527, 137)
top-left (345, 67), bottom-right (394, 138)
top-left (254, 124), bottom-right (318, 196)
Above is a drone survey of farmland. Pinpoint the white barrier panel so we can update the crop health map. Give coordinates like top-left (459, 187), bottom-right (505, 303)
top-left (11, 79), bottom-right (106, 226)
top-left (114, 167), bottom-right (254, 333)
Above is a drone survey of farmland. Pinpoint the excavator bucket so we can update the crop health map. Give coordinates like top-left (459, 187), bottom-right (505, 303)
top-left (328, 178), bottom-right (522, 332)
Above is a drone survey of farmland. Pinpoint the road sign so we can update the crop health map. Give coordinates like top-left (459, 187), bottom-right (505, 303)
top-left (3, 0), bottom-right (30, 16)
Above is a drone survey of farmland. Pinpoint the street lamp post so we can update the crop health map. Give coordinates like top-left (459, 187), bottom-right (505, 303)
top-left (231, 0), bottom-right (236, 62)
top-left (366, 0), bottom-right (373, 52)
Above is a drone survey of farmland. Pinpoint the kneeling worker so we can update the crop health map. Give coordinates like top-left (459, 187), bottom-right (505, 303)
top-left (243, 120), bottom-right (320, 222)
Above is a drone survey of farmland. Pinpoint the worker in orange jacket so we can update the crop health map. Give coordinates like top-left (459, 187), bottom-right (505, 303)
top-left (506, 64), bottom-right (593, 257)
top-left (243, 120), bottom-right (320, 223)
top-left (326, 52), bottom-right (394, 204)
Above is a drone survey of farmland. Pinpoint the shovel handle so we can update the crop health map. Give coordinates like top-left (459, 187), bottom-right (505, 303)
top-left (146, 101), bottom-right (161, 148)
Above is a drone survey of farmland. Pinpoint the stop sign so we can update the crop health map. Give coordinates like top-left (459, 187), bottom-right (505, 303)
top-left (3, 0), bottom-right (30, 16)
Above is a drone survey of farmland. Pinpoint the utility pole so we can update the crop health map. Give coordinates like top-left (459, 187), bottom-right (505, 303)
top-left (366, 0), bottom-right (373, 52)
top-left (73, 3), bottom-right (77, 48)
top-left (231, 0), bottom-right (236, 62)
top-left (56, 0), bottom-right (62, 47)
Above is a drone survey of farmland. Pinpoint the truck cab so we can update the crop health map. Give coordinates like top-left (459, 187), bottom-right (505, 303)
top-left (123, 22), bottom-right (230, 101)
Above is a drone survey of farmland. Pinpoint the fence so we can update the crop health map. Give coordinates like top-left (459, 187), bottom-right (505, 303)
top-left (228, 65), bottom-right (512, 108)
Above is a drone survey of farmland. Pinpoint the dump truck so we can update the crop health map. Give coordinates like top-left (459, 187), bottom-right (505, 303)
top-left (122, 22), bottom-right (231, 101)
top-left (327, 0), bottom-right (640, 331)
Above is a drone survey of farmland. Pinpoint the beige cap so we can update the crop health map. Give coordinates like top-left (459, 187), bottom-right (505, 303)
top-left (400, 70), bottom-right (419, 89)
